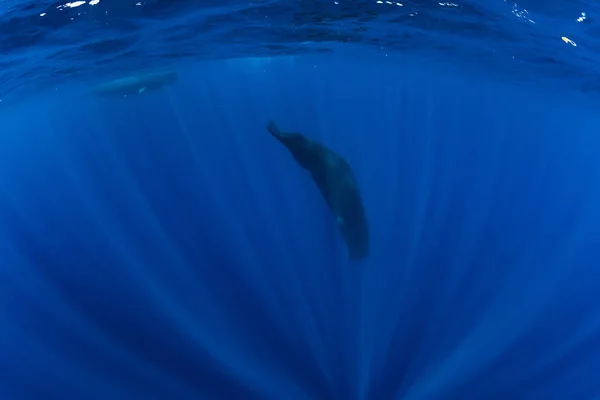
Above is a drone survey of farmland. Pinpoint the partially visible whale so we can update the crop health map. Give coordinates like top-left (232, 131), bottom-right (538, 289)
top-left (91, 70), bottom-right (177, 97)
top-left (267, 120), bottom-right (369, 260)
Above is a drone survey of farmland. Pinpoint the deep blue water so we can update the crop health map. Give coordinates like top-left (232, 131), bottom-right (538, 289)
top-left (2, 1), bottom-right (600, 399)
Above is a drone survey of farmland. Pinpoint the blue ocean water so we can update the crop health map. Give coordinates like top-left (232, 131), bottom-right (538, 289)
top-left (2, 0), bottom-right (600, 399)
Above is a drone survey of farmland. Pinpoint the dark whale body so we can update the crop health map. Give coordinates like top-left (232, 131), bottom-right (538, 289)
top-left (267, 121), bottom-right (369, 260)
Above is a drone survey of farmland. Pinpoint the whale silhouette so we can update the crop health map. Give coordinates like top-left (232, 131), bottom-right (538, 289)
top-left (267, 120), bottom-right (369, 260)
top-left (91, 70), bottom-right (177, 97)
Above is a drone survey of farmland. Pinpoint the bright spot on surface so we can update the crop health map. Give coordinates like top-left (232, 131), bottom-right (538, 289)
top-left (511, 3), bottom-right (536, 24)
top-left (40, 12), bottom-right (46, 16)
top-left (561, 36), bottom-right (577, 46)
top-left (377, 0), bottom-right (403, 6)
top-left (439, 2), bottom-right (458, 6)
top-left (63, 1), bottom-right (86, 8)
top-left (90, 0), bottom-right (100, 5)
top-left (577, 12), bottom-right (586, 22)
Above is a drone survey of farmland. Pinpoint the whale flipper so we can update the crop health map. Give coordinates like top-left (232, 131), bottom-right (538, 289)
top-left (268, 120), bottom-right (369, 260)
